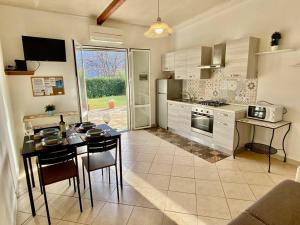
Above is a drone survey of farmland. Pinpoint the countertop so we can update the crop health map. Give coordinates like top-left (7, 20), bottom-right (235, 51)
top-left (168, 99), bottom-right (247, 113)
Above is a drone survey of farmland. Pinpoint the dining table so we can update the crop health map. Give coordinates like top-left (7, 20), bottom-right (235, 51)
top-left (21, 123), bottom-right (123, 216)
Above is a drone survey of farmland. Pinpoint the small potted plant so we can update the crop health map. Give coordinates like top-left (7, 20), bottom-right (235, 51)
top-left (271, 32), bottom-right (282, 51)
top-left (45, 104), bottom-right (56, 116)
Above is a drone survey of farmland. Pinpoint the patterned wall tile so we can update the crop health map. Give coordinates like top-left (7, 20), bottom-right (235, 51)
top-left (183, 69), bottom-right (257, 104)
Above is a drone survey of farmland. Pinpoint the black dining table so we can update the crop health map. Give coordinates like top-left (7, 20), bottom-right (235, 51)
top-left (22, 124), bottom-right (123, 216)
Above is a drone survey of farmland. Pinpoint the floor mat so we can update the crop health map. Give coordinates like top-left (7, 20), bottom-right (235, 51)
top-left (147, 127), bottom-right (229, 163)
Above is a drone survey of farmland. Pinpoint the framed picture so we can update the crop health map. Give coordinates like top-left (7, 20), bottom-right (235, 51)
top-left (31, 76), bottom-right (65, 97)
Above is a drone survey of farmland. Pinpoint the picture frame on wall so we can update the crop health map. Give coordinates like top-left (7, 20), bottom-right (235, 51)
top-left (31, 76), bottom-right (65, 97)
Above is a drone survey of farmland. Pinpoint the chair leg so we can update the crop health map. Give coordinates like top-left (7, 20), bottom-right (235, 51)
top-left (76, 176), bottom-right (83, 212)
top-left (36, 164), bottom-right (43, 195)
top-left (101, 169), bottom-right (103, 176)
top-left (82, 162), bottom-right (86, 189)
top-left (108, 167), bottom-right (111, 184)
top-left (73, 177), bottom-right (76, 193)
top-left (87, 171), bottom-right (94, 207)
top-left (115, 165), bottom-right (120, 202)
top-left (68, 178), bottom-right (71, 186)
top-left (42, 185), bottom-right (51, 225)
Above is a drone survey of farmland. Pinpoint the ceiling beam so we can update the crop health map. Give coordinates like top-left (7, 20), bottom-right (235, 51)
top-left (97, 0), bottom-right (126, 25)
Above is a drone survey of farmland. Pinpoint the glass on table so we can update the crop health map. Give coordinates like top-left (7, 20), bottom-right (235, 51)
top-left (24, 122), bottom-right (34, 143)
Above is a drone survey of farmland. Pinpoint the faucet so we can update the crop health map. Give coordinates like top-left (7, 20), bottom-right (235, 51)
top-left (182, 91), bottom-right (194, 101)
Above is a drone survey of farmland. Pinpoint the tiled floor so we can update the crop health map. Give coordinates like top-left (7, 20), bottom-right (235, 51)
top-left (17, 130), bottom-right (297, 225)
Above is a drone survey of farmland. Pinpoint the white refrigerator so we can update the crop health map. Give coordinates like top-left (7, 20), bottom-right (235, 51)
top-left (157, 79), bottom-right (182, 129)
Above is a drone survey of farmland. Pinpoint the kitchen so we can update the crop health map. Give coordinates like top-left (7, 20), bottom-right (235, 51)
top-left (157, 36), bottom-right (291, 163)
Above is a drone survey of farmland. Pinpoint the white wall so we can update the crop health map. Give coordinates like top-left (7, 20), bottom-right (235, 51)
top-left (172, 0), bottom-right (300, 162)
top-left (0, 5), bottom-right (171, 168)
top-left (0, 42), bottom-right (18, 225)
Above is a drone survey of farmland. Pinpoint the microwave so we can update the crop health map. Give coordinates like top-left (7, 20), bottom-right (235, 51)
top-left (247, 105), bottom-right (284, 122)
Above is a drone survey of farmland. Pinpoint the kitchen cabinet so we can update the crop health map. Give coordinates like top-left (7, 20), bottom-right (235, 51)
top-left (174, 46), bottom-right (212, 80)
top-left (213, 109), bottom-right (248, 151)
top-left (161, 52), bottom-right (175, 72)
top-left (168, 101), bottom-right (192, 137)
top-left (224, 37), bottom-right (259, 78)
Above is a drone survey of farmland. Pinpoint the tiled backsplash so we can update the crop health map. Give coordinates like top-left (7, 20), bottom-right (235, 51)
top-left (183, 69), bottom-right (257, 104)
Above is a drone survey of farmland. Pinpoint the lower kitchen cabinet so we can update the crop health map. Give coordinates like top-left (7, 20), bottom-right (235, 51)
top-left (168, 101), bottom-right (192, 138)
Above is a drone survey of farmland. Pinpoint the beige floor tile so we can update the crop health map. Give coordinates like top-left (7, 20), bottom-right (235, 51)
top-left (140, 187), bottom-right (168, 210)
top-left (171, 165), bottom-right (195, 178)
top-left (150, 163), bottom-right (173, 176)
top-left (218, 170), bottom-right (246, 184)
top-left (17, 212), bottom-right (31, 225)
top-left (146, 174), bottom-right (171, 190)
top-left (197, 216), bottom-right (229, 225)
top-left (123, 172), bottom-right (148, 188)
top-left (62, 198), bottom-right (104, 224)
top-left (127, 207), bottom-right (163, 225)
top-left (242, 172), bottom-right (274, 185)
top-left (173, 156), bottom-right (194, 166)
top-left (57, 221), bottom-right (83, 225)
top-left (195, 167), bottom-right (219, 181)
top-left (237, 161), bottom-right (265, 173)
top-left (268, 173), bottom-right (292, 185)
top-left (153, 154), bottom-right (174, 164)
top-left (156, 146), bottom-right (176, 155)
top-left (249, 184), bottom-right (273, 200)
top-left (24, 216), bottom-right (59, 225)
top-left (194, 157), bottom-right (215, 168)
top-left (92, 203), bottom-right (133, 225)
top-left (17, 191), bottom-right (45, 213)
top-left (37, 194), bottom-right (77, 219)
top-left (165, 191), bottom-right (197, 215)
top-left (195, 180), bottom-right (224, 197)
top-left (227, 199), bottom-right (254, 219)
top-left (162, 211), bottom-right (197, 225)
top-left (196, 195), bottom-right (231, 219)
top-left (216, 159), bottom-right (239, 171)
top-left (174, 148), bottom-right (194, 157)
top-left (136, 153), bottom-right (156, 162)
top-left (83, 183), bottom-right (116, 201)
top-left (169, 177), bottom-right (196, 194)
top-left (46, 180), bottom-right (84, 197)
top-left (160, 140), bottom-right (177, 148)
top-left (128, 162), bottom-right (152, 173)
top-left (222, 182), bottom-right (255, 201)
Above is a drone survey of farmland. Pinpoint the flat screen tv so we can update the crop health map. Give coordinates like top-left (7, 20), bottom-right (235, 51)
top-left (22, 36), bottom-right (66, 62)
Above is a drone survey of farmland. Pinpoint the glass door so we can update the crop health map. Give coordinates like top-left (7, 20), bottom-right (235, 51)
top-left (129, 49), bottom-right (151, 129)
top-left (72, 40), bottom-right (89, 122)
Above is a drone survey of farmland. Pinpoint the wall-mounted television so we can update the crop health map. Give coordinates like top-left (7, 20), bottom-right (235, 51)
top-left (22, 36), bottom-right (66, 62)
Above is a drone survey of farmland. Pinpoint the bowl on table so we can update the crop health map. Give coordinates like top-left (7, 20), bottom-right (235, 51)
top-left (41, 135), bottom-right (63, 147)
top-left (86, 128), bottom-right (105, 140)
top-left (79, 122), bottom-right (95, 132)
top-left (39, 128), bottom-right (60, 137)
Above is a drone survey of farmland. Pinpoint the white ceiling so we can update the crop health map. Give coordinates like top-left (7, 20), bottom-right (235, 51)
top-left (0, 0), bottom-right (229, 26)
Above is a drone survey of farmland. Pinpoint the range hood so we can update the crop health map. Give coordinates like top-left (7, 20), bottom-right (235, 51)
top-left (198, 43), bottom-right (226, 69)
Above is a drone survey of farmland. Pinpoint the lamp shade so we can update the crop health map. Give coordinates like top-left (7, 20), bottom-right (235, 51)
top-left (144, 17), bottom-right (173, 38)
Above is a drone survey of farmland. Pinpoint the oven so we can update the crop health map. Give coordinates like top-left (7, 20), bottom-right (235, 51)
top-left (191, 106), bottom-right (214, 137)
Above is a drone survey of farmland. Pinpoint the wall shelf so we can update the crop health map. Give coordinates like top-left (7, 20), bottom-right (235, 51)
top-left (5, 70), bottom-right (34, 75)
top-left (256, 49), bottom-right (295, 56)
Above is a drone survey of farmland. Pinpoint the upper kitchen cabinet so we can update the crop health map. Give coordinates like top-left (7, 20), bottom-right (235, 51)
top-left (224, 37), bottom-right (259, 78)
top-left (174, 46), bottom-right (212, 80)
top-left (161, 52), bottom-right (175, 72)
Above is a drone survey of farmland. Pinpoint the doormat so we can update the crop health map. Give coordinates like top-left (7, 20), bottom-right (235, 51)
top-left (146, 127), bottom-right (229, 163)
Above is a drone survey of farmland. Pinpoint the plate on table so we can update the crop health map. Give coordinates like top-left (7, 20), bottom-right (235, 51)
top-left (78, 122), bottom-right (96, 132)
top-left (85, 128), bottom-right (106, 140)
top-left (41, 136), bottom-right (63, 147)
top-left (39, 128), bottom-right (60, 137)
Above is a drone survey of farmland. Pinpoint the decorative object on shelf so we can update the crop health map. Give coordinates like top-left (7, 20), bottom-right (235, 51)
top-left (270, 31), bottom-right (282, 51)
top-left (31, 76), bottom-right (65, 96)
top-left (45, 104), bottom-right (56, 116)
top-left (144, 0), bottom-right (173, 38)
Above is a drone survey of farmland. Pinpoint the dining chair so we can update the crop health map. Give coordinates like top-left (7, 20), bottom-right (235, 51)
top-left (37, 146), bottom-right (83, 225)
top-left (81, 136), bottom-right (120, 207)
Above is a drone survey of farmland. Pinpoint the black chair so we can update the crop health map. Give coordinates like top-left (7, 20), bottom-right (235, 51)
top-left (37, 146), bottom-right (83, 225)
top-left (81, 136), bottom-right (120, 207)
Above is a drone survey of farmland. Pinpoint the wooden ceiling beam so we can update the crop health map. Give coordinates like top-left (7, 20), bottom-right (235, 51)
top-left (97, 0), bottom-right (126, 25)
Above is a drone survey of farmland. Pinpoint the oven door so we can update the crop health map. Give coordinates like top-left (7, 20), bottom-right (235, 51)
top-left (191, 112), bottom-right (214, 137)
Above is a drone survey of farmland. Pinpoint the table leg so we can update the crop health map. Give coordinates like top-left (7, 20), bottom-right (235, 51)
top-left (282, 124), bottom-right (291, 163)
top-left (29, 157), bottom-right (35, 188)
top-left (118, 136), bottom-right (123, 187)
top-left (268, 129), bottom-right (275, 173)
top-left (251, 125), bottom-right (256, 149)
top-left (23, 156), bottom-right (36, 216)
top-left (233, 121), bottom-right (240, 159)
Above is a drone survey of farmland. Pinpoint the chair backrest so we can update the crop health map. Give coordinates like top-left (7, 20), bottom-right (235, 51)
top-left (87, 136), bottom-right (118, 154)
top-left (38, 145), bottom-right (76, 166)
